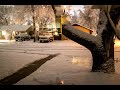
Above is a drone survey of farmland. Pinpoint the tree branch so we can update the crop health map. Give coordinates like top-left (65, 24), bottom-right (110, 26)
top-left (62, 22), bottom-right (99, 50)
top-left (51, 5), bottom-right (56, 15)
top-left (106, 5), bottom-right (120, 40)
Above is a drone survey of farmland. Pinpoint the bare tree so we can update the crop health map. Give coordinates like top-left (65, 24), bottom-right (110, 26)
top-left (0, 5), bottom-right (55, 41)
top-left (0, 5), bottom-right (33, 25)
top-left (31, 5), bottom-right (55, 41)
top-left (14, 5), bottom-right (38, 42)
top-left (78, 5), bottom-right (100, 35)
top-left (0, 5), bottom-right (15, 25)
top-left (70, 11), bottom-right (79, 24)
top-left (35, 5), bottom-right (55, 31)
top-left (13, 5), bottom-right (32, 25)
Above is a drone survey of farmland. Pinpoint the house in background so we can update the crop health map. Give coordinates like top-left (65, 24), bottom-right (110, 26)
top-left (72, 24), bottom-right (93, 34)
top-left (60, 15), bottom-right (93, 40)
top-left (0, 25), bottom-right (32, 40)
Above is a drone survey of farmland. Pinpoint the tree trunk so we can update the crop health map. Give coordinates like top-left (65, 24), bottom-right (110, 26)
top-left (91, 10), bottom-right (115, 73)
top-left (89, 7), bottom-right (120, 72)
top-left (91, 31), bottom-right (115, 72)
top-left (31, 5), bottom-right (37, 42)
top-left (52, 5), bottom-right (120, 73)
top-left (91, 48), bottom-right (107, 72)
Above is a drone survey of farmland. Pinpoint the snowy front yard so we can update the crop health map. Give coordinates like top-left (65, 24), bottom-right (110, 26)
top-left (0, 40), bottom-right (120, 85)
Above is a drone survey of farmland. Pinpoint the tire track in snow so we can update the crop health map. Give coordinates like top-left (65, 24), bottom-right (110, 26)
top-left (0, 53), bottom-right (60, 85)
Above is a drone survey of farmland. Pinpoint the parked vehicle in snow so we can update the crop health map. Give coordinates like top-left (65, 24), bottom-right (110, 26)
top-left (39, 31), bottom-right (54, 43)
top-left (14, 33), bottom-right (31, 41)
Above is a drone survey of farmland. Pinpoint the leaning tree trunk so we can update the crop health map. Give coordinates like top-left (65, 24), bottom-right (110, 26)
top-left (62, 7), bottom-right (120, 73)
top-left (92, 8), bottom-right (120, 72)
top-left (91, 21), bottom-right (115, 72)
top-left (94, 7), bottom-right (120, 72)
top-left (90, 9), bottom-right (116, 72)
top-left (52, 5), bottom-right (120, 73)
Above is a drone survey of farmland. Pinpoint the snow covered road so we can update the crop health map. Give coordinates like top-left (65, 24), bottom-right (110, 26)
top-left (0, 40), bottom-right (120, 85)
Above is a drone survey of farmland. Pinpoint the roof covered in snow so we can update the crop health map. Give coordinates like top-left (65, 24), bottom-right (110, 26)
top-left (0, 25), bottom-right (31, 31)
top-left (72, 24), bottom-right (93, 32)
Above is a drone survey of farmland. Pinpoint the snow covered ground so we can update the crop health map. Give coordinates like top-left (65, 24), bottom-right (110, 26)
top-left (0, 40), bottom-right (120, 85)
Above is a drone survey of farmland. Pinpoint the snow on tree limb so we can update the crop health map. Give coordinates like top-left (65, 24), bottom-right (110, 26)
top-left (62, 21), bottom-right (100, 49)
top-left (92, 5), bottom-right (120, 40)
top-left (96, 10), bottom-right (108, 36)
top-left (63, 22), bottom-right (97, 40)
top-left (105, 5), bottom-right (120, 40)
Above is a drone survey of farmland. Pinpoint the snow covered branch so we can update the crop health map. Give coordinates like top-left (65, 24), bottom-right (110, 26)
top-left (62, 22), bottom-right (99, 50)
top-left (96, 10), bottom-right (108, 36)
top-left (106, 6), bottom-right (120, 40)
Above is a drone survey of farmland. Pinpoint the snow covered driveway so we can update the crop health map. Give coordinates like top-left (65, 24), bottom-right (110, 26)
top-left (0, 40), bottom-right (120, 85)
